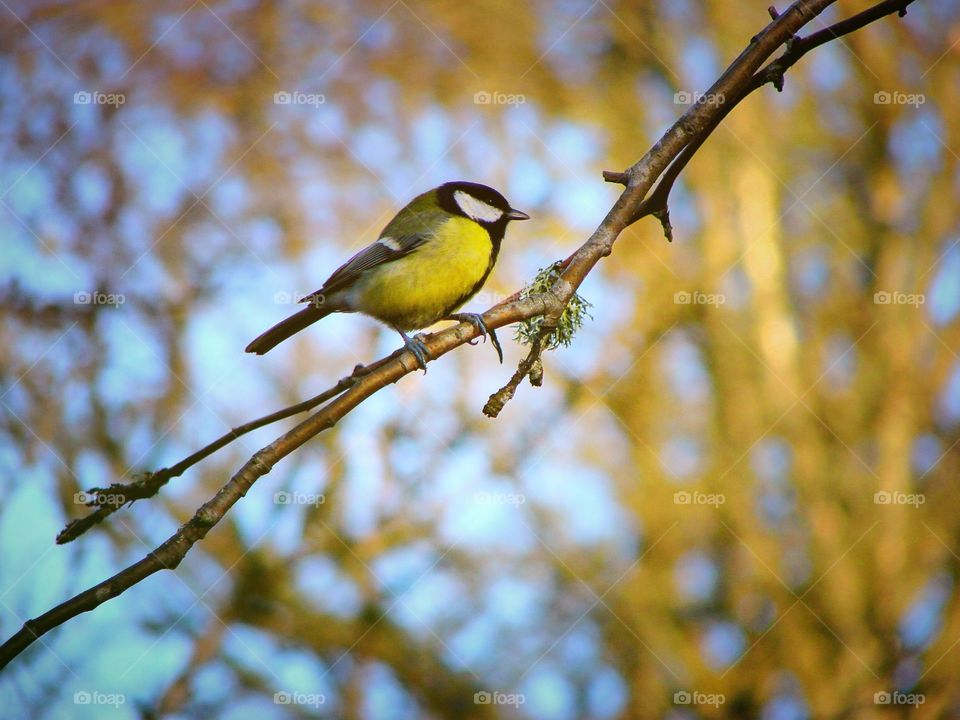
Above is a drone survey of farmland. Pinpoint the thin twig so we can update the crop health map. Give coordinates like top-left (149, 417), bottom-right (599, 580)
top-left (55, 357), bottom-right (398, 543)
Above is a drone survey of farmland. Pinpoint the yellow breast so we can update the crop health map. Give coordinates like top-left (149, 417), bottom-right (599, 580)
top-left (354, 216), bottom-right (494, 330)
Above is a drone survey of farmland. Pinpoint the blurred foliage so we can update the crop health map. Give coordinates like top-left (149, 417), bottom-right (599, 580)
top-left (2, 0), bottom-right (960, 719)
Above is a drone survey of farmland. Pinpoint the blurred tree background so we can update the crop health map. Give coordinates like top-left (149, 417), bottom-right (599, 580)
top-left (2, 1), bottom-right (960, 718)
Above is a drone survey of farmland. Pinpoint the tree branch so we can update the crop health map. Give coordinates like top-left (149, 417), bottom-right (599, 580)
top-left (0, 0), bottom-right (914, 670)
top-left (56, 355), bottom-right (401, 543)
top-left (603, 0), bottom-right (916, 238)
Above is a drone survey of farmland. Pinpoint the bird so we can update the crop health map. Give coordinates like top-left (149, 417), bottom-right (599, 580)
top-left (245, 181), bottom-right (529, 369)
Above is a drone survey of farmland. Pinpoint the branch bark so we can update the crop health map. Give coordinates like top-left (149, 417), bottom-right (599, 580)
top-left (0, 0), bottom-right (916, 670)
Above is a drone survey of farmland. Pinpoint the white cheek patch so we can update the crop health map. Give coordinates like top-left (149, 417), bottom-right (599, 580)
top-left (378, 236), bottom-right (402, 251)
top-left (454, 190), bottom-right (503, 223)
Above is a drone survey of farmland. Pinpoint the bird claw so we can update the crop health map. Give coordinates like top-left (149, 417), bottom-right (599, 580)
top-left (400, 332), bottom-right (429, 372)
top-left (447, 313), bottom-right (503, 364)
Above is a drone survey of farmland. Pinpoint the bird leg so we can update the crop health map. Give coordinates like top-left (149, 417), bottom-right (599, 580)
top-left (445, 313), bottom-right (503, 364)
top-left (397, 330), bottom-right (429, 372)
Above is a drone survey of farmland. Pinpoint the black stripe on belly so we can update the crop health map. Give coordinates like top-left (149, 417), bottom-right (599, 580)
top-left (439, 231), bottom-right (502, 318)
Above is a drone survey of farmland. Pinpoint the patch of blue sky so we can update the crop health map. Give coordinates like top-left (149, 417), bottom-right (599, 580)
top-left (520, 665), bottom-right (576, 720)
top-left (588, 665), bottom-right (629, 718)
top-left (751, 437), bottom-right (793, 483)
top-left (437, 481), bottom-right (538, 552)
top-left (0, 469), bottom-right (68, 614)
top-left (190, 660), bottom-right (237, 706)
top-left (524, 463), bottom-right (632, 546)
top-left (303, 99), bottom-right (351, 147)
top-left (96, 311), bottom-right (169, 402)
top-left (0, 221), bottom-right (83, 297)
top-left (392, 570), bottom-right (468, 636)
top-left (83, 630), bottom-right (193, 709)
top-left (663, 330), bottom-right (711, 406)
top-left (763, 694), bottom-right (810, 720)
top-left (485, 576), bottom-right (544, 626)
top-left (890, 109), bottom-right (944, 183)
top-left (912, 433), bottom-right (942, 478)
top-left (807, 41), bottom-right (850, 94)
top-left (363, 662), bottom-right (420, 720)
top-left (660, 435), bottom-right (704, 482)
top-left (927, 242), bottom-right (960, 326)
top-left (937, 362), bottom-right (960, 427)
top-left (675, 550), bottom-right (718, 603)
top-left (295, 556), bottom-right (364, 619)
top-left (900, 573), bottom-right (951, 650)
top-left (222, 624), bottom-right (286, 675)
top-left (681, 37), bottom-right (721, 90)
top-left (822, 332), bottom-right (858, 392)
top-left (70, 159), bottom-right (113, 217)
top-left (114, 116), bottom-right (192, 216)
top-left (3, 158), bottom-right (55, 219)
top-left (701, 620), bottom-right (746, 671)
top-left (790, 244), bottom-right (830, 299)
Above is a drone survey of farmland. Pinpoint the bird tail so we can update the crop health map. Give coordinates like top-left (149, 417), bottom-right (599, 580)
top-left (245, 305), bottom-right (332, 355)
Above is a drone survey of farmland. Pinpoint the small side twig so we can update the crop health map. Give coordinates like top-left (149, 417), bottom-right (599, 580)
top-left (483, 330), bottom-right (549, 418)
top-left (56, 357), bottom-right (393, 543)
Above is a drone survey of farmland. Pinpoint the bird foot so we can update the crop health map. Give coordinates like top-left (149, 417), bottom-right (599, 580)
top-left (400, 332), bottom-right (430, 372)
top-left (446, 313), bottom-right (503, 364)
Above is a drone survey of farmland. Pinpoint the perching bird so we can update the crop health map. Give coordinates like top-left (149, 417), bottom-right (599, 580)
top-left (245, 181), bottom-right (529, 369)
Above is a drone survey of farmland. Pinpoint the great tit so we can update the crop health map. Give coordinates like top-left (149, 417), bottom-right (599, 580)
top-left (245, 181), bottom-right (529, 368)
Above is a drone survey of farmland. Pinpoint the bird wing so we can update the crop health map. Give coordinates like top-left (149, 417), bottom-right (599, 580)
top-left (301, 232), bottom-right (429, 301)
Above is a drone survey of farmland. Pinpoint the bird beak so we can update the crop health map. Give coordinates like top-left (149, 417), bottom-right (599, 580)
top-left (507, 209), bottom-right (530, 221)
